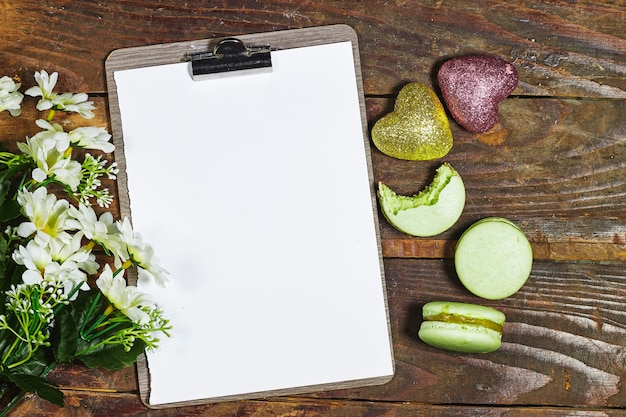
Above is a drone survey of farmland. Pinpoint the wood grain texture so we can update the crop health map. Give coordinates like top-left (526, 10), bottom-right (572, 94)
top-left (0, 1), bottom-right (624, 97)
top-left (3, 96), bottom-right (625, 261)
top-left (13, 260), bottom-right (626, 410)
top-left (1, 0), bottom-right (625, 415)
top-left (315, 259), bottom-right (626, 407)
top-left (11, 392), bottom-right (626, 417)
top-left (371, 95), bottom-right (626, 261)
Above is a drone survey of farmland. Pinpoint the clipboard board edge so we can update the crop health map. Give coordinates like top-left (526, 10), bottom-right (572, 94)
top-left (143, 373), bottom-right (395, 410)
top-left (105, 23), bottom-right (395, 410)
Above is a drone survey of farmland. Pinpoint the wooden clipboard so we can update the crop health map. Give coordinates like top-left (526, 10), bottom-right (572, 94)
top-left (105, 24), bottom-right (394, 409)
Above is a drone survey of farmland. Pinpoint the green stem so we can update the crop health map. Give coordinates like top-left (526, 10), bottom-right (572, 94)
top-left (1, 313), bottom-right (31, 367)
top-left (115, 261), bottom-right (132, 276)
top-left (79, 292), bottom-right (104, 339)
top-left (80, 309), bottom-right (115, 342)
top-left (1, 338), bottom-right (21, 366)
top-left (7, 349), bottom-right (34, 370)
top-left (36, 174), bottom-right (57, 188)
top-left (75, 335), bottom-right (117, 357)
top-left (0, 361), bottom-right (57, 417)
top-left (0, 389), bottom-right (26, 417)
top-left (3, 313), bottom-right (41, 369)
top-left (16, 169), bottom-right (29, 192)
top-left (0, 152), bottom-right (18, 166)
top-left (81, 320), bottom-right (125, 343)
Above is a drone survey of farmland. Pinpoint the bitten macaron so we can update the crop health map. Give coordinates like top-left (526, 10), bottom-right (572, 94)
top-left (418, 301), bottom-right (505, 353)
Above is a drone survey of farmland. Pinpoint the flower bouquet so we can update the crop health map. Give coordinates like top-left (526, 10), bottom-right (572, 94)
top-left (0, 71), bottom-right (170, 414)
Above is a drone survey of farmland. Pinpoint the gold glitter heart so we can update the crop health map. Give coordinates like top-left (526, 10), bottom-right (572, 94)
top-left (372, 83), bottom-right (453, 161)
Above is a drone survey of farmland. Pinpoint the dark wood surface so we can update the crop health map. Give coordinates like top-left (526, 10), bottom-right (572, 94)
top-left (1, 1), bottom-right (625, 415)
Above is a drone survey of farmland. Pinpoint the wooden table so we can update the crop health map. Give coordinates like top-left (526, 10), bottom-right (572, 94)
top-left (1, 1), bottom-right (625, 415)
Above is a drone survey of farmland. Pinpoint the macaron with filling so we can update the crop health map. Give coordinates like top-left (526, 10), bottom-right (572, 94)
top-left (418, 301), bottom-right (505, 353)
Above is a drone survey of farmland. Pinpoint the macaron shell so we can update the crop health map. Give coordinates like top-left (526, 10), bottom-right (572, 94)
top-left (469, 216), bottom-right (523, 232)
top-left (419, 321), bottom-right (502, 353)
top-left (455, 219), bottom-right (533, 300)
top-left (380, 173), bottom-right (465, 237)
top-left (422, 301), bottom-right (506, 326)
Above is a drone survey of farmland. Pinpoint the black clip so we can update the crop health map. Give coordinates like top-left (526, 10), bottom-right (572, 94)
top-left (189, 38), bottom-right (272, 81)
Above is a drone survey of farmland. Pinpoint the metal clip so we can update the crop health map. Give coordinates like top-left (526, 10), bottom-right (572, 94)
top-left (189, 38), bottom-right (273, 81)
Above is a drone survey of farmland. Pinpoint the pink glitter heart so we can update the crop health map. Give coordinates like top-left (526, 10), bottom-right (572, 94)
top-left (438, 56), bottom-right (518, 134)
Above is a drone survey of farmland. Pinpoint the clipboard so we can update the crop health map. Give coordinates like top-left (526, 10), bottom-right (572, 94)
top-left (105, 24), bottom-right (394, 409)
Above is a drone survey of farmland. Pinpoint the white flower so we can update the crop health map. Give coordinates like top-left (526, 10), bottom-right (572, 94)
top-left (66, 203), bottom-right (124, 257)
top-left (12, 240), bottom-right (52, 284)
top-left (43, 261), bottom-right (90, 299)
top-left (16, 187), bottom-right (72, 245)
top-left (12, 236), bottom-right (91, 298)
top-left (116, 218), bottom-right (169, 287)
top-left (24, 70), bottom-right (95, 118)
top-left (17, 120), bottom-right (82, 191)
top-left (96, 265), bottom-right (153, 325)
top-left (0, 75), bottom-right (24, 116)
top-left (24, 70), bottom-right (58, 111)
top-left (69, 126), bottom-right (114, 152)
top-left (48, 231), bottom-right (99, 275)
top-left (52, 92), bottom-right (95, 119)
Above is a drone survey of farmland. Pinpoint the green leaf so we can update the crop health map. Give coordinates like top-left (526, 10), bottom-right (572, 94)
top-left (0, 179), bottom-right (10, 208)
top-left (70, 289), bottom-right (103, 326)
top-left (50, 306), bottom-right (78, 364)
top-left (1, 370), bottom-right (64, 407)
top-left (0, 198), bottom-right (22, 223)
top-left (79, 339), bottom-right (146, 370)
top-left (0, 262), bottom-right (25, 295)
top-left (0, 160), bottom-right (33, 223)
top-left (10, 346), bottom-right (50, 378)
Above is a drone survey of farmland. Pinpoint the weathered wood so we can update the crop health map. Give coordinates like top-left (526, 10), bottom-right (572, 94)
top-left (1, 1), bottom-right (624, 97)
top-left (0, 97), bottom-right (109, 140)
top-left (372, 97), bottom-right (626, 218)
top-left (370, 97), bottom-right (626, 261)
top-left (45, 364), bottom-right (137, 393)
top-left (10, 392), bottom-right (626, 417)
top-left (1, 0), bottom-right (625, 415)
top-left (316, 258), bottom-right (626, 408)
top-left (28, 259), bottom-right (626, 410)
top-left (4, 96), bottom-right (625, 261)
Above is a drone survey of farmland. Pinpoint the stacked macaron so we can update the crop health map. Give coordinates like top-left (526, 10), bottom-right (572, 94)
top-left (418, 217), bottom-right (533, 353)
top-left (418, 301), bottom-right (506, 354)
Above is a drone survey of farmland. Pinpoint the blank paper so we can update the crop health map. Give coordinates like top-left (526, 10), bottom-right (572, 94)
top-left (113, 39), bottom-right (394, 406)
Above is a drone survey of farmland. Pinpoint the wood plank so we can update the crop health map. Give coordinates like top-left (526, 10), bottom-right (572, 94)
top-left (3, 97), bottom-right (625, 261)
top-left (370, 97), bottom-right (626, 261)
top-left (1, 1), bottom-right (624, 415)
top-left (371, 96), bottom-right (626, 218)
top-left (0, 98), bottom-right (109, 140)
top-left (10, 392), bottom-right (626, 416)
top-left (32, 259), bottom-right (626, 409)
top-left (1, 1), bottom-right (623, 97)
top-left (314, 258), bottom-right (626, 408)
top-left (45, 364), bottom-right (137, 393)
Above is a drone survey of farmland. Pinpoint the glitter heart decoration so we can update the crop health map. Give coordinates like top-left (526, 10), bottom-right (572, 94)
top-left (371, 83), bottom-right (453, 161)
top-left (438, 56), bottom-right (518, 134)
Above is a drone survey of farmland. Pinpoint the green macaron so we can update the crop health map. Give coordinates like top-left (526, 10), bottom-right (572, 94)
top-left (454, 217), bottom-right (533, 300)
top-left (378, 163), bottom-right (465, 237)
top-left (418, 301), bottom-right (505, 353)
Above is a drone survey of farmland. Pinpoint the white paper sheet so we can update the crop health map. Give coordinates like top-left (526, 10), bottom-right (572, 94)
top-left (114, 40), bottom-right (394, 405)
